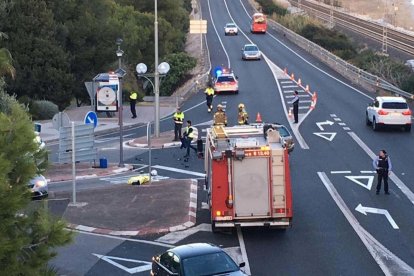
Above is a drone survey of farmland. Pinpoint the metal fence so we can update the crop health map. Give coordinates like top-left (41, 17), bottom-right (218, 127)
top-left (267, 16), bottom-right (414, 99)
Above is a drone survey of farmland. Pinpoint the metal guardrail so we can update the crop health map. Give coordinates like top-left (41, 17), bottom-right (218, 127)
top-left (266, 11), bottom-right (413, 99)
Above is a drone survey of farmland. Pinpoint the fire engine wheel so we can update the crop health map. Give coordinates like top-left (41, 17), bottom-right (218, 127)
top-left (211, 222), bottom-right (219, 233)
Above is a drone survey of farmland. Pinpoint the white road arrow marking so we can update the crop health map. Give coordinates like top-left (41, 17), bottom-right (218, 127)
top-left (152, 165), bottom-right (206, 177)
top-left (345, 175), bottom-right (374, 190)
top-left (92, 253), bottom-right (151, 274)
top-left (316, 120), bottom-right (334, 131)
top-left (313, 132), bottom-right (336, 141)
top-left (355, 204), bottom-right (399, 229)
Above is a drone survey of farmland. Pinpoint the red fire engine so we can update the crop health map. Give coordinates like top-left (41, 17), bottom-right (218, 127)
top-left (204, 124), bottom-right (293, 232)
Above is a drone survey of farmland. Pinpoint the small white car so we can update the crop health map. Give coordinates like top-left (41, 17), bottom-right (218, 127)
top-left (213, 68), bottom-right (239, 94)
top-left (224, 23), bottom-right (238, 36)
top-left (29, 174), bottom-right (48, 199)
top-left (366, 96), bottom-right (412, 132)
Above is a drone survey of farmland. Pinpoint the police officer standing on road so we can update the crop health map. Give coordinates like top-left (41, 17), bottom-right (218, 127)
top-left (237, 103), bottom-right (249, 125)
top-left (372, 150), bottom-right (392, 195)
top-left (182, 120), bottom-right (197, 157)
top-left (289, 90), bottom-right (299, 123)
top-left (173, 107), bottom-right (184, 141)
top-left (205, 84), bottom-right (215, 112)
top-left (213, 104), bottom-right (227, 126)
top-left (129, 90), bottom-right (138, 119)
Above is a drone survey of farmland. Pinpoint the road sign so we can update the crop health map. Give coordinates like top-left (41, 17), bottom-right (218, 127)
top-left (190, 20), bottom-right (207, 34)
top-left (52, 112), bottom-right (70, 131)
top-left (84, 111), bottom-right (98, 128)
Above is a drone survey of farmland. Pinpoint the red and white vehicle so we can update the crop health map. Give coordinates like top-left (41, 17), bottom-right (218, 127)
top-left (251, 13), bottom-right (267, 33)
top-left (212, 68), bottom-right (239, 94)
top-left (205, 124), bottom-right (293, 232)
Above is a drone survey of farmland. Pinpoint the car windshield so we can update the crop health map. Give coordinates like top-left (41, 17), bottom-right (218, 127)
top-left (217, 76), bottom-right (235, 83)
top-left (277, 126), bottom-right (290, 137)
top-left (244, 46), bottom-right (258, 52)
top-left (227, 24), bottom-right (236, 28)
top-left (182, 252), bottom-right (239, 276)
top-left (382, 102), bottom-right (408, 109)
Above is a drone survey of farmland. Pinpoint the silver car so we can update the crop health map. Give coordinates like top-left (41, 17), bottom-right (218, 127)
top-left (241, 44), bottom-right (261, 60)
top-left (29, 174), bottom-right (48, 199)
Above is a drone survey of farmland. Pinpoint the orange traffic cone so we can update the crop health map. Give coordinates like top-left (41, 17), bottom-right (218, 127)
top-left (256, 112), bottom-right (262, 123)
top-left (288, 108), bottom-right (293, 118)
top-left (298, 78), bottom-right (302, 85)
top-left (290, 73), bottom-right (295, 80)
top-left (305, 84), bottom-right (310, 92)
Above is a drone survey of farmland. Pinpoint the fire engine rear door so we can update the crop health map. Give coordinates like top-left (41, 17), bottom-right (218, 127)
top-left (233, 158), bottom-right (270, 217)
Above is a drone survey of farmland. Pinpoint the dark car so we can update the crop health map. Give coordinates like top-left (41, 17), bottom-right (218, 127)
top-left (151, 243), bottom-right (246, 276)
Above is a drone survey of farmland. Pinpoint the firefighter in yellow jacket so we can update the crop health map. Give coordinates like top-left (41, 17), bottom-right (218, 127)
top-left (205, 84), bottom-right (215, 112)
top-left (213, 104), bottom-right (227, 126)
top-left (237, 103), bottom-right (249, 125)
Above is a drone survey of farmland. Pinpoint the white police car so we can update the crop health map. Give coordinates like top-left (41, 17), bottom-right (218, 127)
top-left (212, 67), bottom-right (239, 94)
top-left (224, 23), bottom-right (238, 35)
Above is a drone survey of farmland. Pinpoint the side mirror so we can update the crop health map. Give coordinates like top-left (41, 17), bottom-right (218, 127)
top-left (239, 262), bottom-right (246, 268)
top-left (236, 76), bottom-right (239, 79)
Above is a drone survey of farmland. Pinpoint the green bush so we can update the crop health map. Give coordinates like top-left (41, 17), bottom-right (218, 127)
top-left (256, 0), bottom-right (288, 16)
top-left (29, 100), bottom-right (59, 120)
top-left (158, 52), bottom-right (196, 96)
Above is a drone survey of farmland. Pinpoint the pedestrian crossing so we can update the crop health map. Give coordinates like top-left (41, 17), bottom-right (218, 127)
top-left (279, 78), bottom-right (312, 118)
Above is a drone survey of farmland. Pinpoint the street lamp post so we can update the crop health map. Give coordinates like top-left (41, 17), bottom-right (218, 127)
top-left (136, 62), bottom-right (170, 136)
top-left (154, 0), bottom-right (160, 137)
top-left (115, 38), bottom-right (126, 167)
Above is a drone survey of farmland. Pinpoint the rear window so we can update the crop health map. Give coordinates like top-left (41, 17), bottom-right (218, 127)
top-left (244, 46), bottom-right (258, 51)
top-left (382, 102), bottom-right (407, 109)
top-left (277, 126), bottom-right (290, 137)
top-left (217, 76), bottom-right (235, 83)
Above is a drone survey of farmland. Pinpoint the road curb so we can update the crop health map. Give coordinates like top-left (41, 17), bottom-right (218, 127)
top-left (65, 179), bottom-right (198, 238)
top-left (47, 165), bottom-right (133, 183)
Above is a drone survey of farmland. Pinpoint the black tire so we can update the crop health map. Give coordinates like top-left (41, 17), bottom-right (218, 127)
top-left (212, 221), bottom-right (219, 233)
top-left (372, 117), bottom-right (378, 131)
top-left (405, 125), bottom-right (411, 132)
top-left (366, 113), bottom-right (371, 126)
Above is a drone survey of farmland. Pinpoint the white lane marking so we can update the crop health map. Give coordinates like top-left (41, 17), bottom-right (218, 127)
top-left (299, 106), bottom-right (309, 110)
top-left (282, 85), bottom-right (299, 88)
top-left (207, 0), bottom-right (230, 68)
top-left (330, 114), bottom-right (337, 117)
top-left (71, 229), bottom-right (172, 247)
top-left (343, 127), bottom-right (351, 130)
top-left (284, 95), bottom-right (310, 98)
top-left (280, 81), bottom-right (293, 84)
top-left (156, 223), bottom-right (211, 244)
top-left (152, 165), bottom-right (206, 177)
top-left (331, 171), bottom-right (352, 174)
top-left (345, 175), bottom-right (374, 190)
top-left (300, 100), bottom-right (312, 103)
top-left (338, 122), bottom-right (346, 126)
top-left (92, 254), bottom-right (151, 273)
top-left (236, 227), bottom-right (251, 276)
top-left (313, 132), bottom-right (337, 141)
top-left (355, 204), bottom-right (399, 229)
top-left (361, 170), bottom-right (376, 174)
top-left (317, 172), bottom-right (414, 275)
top-left (348, 131), bottom-right (414, 205)
top-left (333, 118), bottom-right (342, 121)
top-left (100, 147), bottom-right (117, 150)
top-left (316, 120), bottom-right (334, 131)
top-left (283, 90), bottom-right (295, 93)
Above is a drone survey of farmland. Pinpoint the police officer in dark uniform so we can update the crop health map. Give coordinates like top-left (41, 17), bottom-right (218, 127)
top-left (372, 150), bottom-right (392, 195)
top-left (290, 90), bottom-right (299, 123)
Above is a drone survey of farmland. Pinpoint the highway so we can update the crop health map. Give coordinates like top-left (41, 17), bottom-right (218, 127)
top-left (49, 0), bottom-right (414, 275)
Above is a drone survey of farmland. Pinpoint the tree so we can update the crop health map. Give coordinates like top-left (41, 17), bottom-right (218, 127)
top-left (0, 86), bottom-right (73, 275)
top-left (0, 0), bottom-right (74, 110)
top-left (0, 32), bottom-right (15, 79)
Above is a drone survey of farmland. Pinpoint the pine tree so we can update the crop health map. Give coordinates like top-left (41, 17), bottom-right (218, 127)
top-left (0, 86), bottom-right (73, 275)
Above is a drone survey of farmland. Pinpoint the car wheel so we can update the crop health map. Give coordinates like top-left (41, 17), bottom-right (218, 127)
top-left (372, 117), bottom-right (378, 131)
top-left (365, 113), bottom-right (371, 126)
top-left (405, 125), bottom-right (411, 132)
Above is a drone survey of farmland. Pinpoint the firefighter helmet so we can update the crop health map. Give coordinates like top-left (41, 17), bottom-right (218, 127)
top-left (238, 103), bottom-right (245, 109)
top-left (217, 104), bottom-right (223, 110)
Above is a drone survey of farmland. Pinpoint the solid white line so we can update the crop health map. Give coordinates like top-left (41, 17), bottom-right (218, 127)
top-left (207, 0), bottom-right (230, 68)
top-left (285, 95), bottom-right (310, 98)
top-left (361, 171), bottom-right (376, 174)
top-left (70, 229), bottom-right (173, 247)
top-left (348, 132), bottom-right (414, 205)
top-left (236, 227), bottom-right (251, 276)
top-left (331, 171), bottom-right (352, 174)
top-left (317, 172), bottom-right (414, 275)
top-left (152, 165), bottom-right (206, 177)
top-left (282, 85), bottom-right (299, 88)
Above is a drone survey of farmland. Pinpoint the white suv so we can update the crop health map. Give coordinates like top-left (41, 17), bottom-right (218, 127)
top-left (366, 96), bottom-right (412, 132)
top-left (224, 23), bottom-right (238, 35)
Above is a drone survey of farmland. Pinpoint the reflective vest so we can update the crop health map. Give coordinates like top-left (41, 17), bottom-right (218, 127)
top-left (214, 111), bottom-right (227, 126)
top-left (129, 91), bottom-right (138, 100)
top-left (238, 110), bottom-right (249, 125)
top-left (205, 87), bottom-right (214, 96)
top-left (185, 126), bottom-right (194, 139)
top-left (173, 112), bottom-right (184, 124)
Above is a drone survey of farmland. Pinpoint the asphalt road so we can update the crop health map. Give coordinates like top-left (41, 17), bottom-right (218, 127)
top-left (49, 0), bottom-right (414, 275)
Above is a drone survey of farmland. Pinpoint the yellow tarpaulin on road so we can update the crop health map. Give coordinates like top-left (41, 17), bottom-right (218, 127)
top-left (128, 175), bottom-right (150, 185)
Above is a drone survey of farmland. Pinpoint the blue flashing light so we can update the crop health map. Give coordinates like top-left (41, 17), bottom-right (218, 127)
top-left (214, 66), bottom-right (223, 78)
